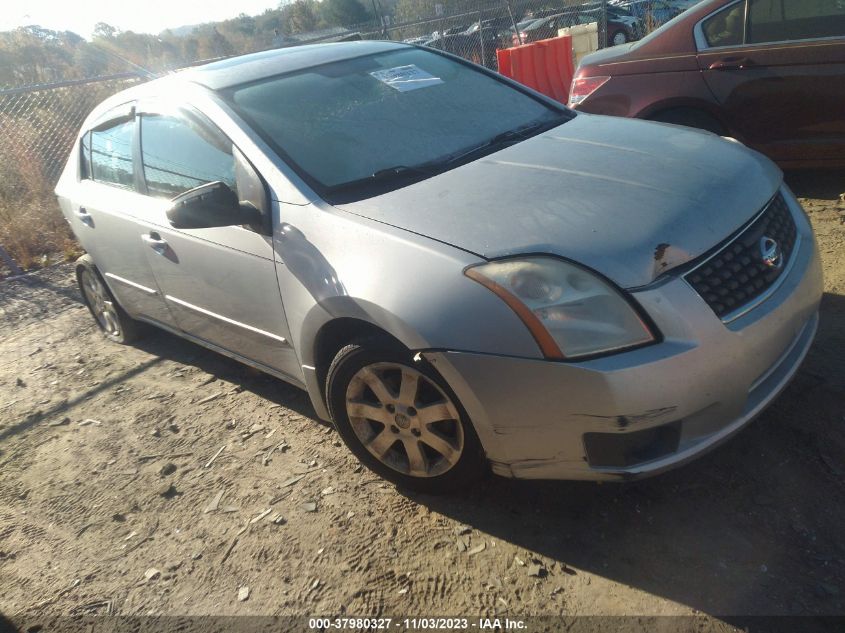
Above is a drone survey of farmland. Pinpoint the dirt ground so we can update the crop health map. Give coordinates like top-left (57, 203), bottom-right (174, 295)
top-left (0, 172), bottom-right (843, 631)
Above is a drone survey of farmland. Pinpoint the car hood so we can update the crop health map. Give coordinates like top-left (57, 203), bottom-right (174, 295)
top-left (336, 114), bottom-right (782, 288)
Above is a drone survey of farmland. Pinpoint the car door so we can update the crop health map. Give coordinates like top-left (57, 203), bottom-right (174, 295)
top-left (133, 104), bottom-right (302, 382)
top-left (697, 0), bottom-right (845, 164)
top-left (69, 104), bottom-right (176, 327)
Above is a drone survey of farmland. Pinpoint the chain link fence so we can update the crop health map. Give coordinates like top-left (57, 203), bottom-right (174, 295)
top-left (320, 0), bottom-right (622, 70)
top-left (0, 74), bottom-right (145, 185)
top-left (0, 74), bottom-right (146, 273)
top-left (341, 0), bottom-right (680, 66)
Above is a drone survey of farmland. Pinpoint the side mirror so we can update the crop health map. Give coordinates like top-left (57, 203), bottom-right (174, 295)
top-left (166, 181), bottom-right (262, 231)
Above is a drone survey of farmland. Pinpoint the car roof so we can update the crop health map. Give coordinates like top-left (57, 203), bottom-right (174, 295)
top-left (529, 12), bottom-right (570, 26)
top-left (177, 40), bottom-right (409, 91)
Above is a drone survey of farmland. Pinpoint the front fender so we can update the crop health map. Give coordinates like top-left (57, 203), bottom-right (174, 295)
top-left (272, 201), bottom-right (544, 416)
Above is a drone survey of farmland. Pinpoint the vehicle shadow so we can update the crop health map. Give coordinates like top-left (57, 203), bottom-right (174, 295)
top-left (0, 612), bottom-right (18, 633)
top-left (402, 291), bottom-right (845, 620)
top-left (0, 357), bottom-right (164, 442)
top-left (129, 326), bottom-right (321, 424)
top-left (784, 169), bottom-right (845, 201)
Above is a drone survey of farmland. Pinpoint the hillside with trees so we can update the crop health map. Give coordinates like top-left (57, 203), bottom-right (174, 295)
top-left (0, 0), bottom-right (576, 88)
top-left (0, 0), bottom-right (387, 88)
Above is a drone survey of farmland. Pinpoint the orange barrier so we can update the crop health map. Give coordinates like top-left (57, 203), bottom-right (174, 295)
top-left (497, 35), bottom-right (575, 104)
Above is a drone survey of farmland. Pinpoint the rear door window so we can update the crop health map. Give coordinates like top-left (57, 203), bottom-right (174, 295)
top-left (80, 132), bottom-right (92, 180)
top-left (90, 120), bottom-right (135, 189)
top-left (748, 0), bottom-right (845, 42)
top-left (702, 2), bottom-right (745, 47)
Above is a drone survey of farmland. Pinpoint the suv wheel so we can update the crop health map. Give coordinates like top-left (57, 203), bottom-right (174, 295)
top-left (326, 337), bottom-right (485, 493)
top-left (76, 255), bottom-right (140, 344)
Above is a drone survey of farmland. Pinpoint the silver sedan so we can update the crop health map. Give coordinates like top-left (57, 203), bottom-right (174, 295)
top-left (56, 41), bottom-right (823, 492)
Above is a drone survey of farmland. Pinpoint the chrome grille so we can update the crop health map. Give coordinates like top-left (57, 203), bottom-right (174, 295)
top-left (685, 193), bottom-right (797, 319)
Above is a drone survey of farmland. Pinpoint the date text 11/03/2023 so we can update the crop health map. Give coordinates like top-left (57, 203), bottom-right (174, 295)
top-left (307, 618), bottom-right (528, 630)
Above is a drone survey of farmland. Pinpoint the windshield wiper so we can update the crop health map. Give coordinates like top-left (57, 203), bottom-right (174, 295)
top-left (441, 117), bottom-right (566, 167)
top-left (327, 164), bottom-right (435, 194)
top-left (327, 115), bottom-right (569, 199)
top-left (370, 164), bottom-right (433, 180)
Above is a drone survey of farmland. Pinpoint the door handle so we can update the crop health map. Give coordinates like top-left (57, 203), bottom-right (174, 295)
top-left (142, 232), bottom-right (168, 254)
top-left (709, 57), bottom-right (754, 71)
top-left (74, 207), bottom-right (93, 227)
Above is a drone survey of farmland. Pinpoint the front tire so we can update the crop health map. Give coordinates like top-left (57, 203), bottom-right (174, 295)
top-left (76, 255), bottom-right (140, 344)
top-left (326, 337), bottom-right (485, 493)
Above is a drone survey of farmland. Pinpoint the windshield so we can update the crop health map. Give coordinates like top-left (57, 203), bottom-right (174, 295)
top-left (225, 47), bottom-right (569, 201)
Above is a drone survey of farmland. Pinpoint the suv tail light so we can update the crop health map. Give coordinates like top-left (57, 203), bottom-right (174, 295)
top-left (568, 75), bottom-right (611, 107)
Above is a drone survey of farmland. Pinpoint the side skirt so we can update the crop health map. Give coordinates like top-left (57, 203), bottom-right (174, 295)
top-left (135, 316), bottom-right (308, 392)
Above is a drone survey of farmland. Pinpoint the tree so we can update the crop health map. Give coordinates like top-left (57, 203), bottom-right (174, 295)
top-left (210, 27), bottom-right (234, 57)
top-left (321, 0), bottom-right (370, 26)
top-left (194, 26), bottom-right (234, 59)
top-left (286, 0), bottom-right (320, 33)
top-left (92, 22), bottom-right (118, 39)
top-left (181, 37), bottom-right (200, 63)
top-left (394, 0), bottom-right (450, 26)
top-left (72, 43), bottom-right (109, 77)
top-left (231, 13), bottom-right (257, 37)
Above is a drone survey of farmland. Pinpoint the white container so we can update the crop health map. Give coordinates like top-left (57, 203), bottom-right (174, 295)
top-left (559, 21), bottom-right (599, 66)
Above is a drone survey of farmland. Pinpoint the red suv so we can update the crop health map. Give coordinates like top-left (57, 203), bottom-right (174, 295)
top-left (569, 0), bottom-right (845, 168)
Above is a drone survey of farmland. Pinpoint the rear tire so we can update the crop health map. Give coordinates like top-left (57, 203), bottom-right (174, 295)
top-left (648, 108), bottom-right (727, 136)
top-left (326, 336), bottom-right (486, 494)
top-left (76, 255), bottom-right (141, 344)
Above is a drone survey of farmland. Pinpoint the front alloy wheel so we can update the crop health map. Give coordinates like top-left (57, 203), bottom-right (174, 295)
top-left (346, 363), bottom-right (464, 478)
top-left (326, 338), bottom-right (485, 493)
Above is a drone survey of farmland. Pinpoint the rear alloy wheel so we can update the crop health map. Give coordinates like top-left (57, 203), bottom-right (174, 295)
top-left (76, 255), bottom-right (140, 344)
top-left (326, 339), bottom-right (485, 493)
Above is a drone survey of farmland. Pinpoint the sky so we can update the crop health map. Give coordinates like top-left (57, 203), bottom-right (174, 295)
top-left (2, 0), bottom-right (283, 38)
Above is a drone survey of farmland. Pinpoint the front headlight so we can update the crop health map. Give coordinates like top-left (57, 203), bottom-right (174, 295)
top-left (465, 257), bottom-right (656, 359)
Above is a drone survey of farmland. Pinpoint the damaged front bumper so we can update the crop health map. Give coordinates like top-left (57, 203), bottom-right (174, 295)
top-left (422, 197), bottom-right (824, 481)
